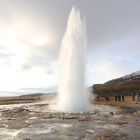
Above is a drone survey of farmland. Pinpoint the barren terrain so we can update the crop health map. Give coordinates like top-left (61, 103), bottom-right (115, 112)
top-left (0, 94), bottom-right (139, 140)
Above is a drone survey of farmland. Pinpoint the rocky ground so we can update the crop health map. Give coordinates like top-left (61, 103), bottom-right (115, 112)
top-left (0, 95), bottom-right (139, 140)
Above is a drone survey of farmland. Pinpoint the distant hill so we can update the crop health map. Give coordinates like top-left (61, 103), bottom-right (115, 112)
top-left (93, 71), bottom-right (140, 97)
top-left (107, 71), bottom-right (140, 83)
top-left (0, 93), bottom-right (56, 105)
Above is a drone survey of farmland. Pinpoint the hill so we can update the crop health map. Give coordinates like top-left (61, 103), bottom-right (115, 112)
top-left (93, 71), bottom-right (140, 97)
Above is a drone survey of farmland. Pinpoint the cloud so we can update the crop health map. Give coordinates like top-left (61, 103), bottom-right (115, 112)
top-left (0, 21), bottom-right (59, 91)
top-left (0, 0), bottom-right (140, 95)
top-left (87, 60), bottom-right (126, 85)
top-left (87, 35), bottom-right (140, 85)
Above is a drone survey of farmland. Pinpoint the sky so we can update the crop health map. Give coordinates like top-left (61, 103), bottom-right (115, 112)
top-left (0, 0), bottom-right (140, 96)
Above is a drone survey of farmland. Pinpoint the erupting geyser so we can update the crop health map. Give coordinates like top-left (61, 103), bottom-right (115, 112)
top-left (58, 7), bottom-right (88, 112)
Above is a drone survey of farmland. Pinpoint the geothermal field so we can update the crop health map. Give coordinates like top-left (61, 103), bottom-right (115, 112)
top-left (0, 7), bottom-right (139, 140)
top-left (0, 93), bottom-right (140, 140)
top-left (0, 2), bottom-right (140, 140)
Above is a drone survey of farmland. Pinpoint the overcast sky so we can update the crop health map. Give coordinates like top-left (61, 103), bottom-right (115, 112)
top-left (0, 0), bottom-right (140, 96)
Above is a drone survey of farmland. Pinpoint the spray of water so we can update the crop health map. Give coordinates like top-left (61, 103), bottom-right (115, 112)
top-left (58, 7), bottom-right (88, 112)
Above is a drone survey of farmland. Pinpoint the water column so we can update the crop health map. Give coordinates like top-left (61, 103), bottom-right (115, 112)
top-left (58, 7), bottom-right (88, 112)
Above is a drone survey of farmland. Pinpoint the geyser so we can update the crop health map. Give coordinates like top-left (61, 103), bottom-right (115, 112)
top-left (58, 7), bottom-right (88, 112)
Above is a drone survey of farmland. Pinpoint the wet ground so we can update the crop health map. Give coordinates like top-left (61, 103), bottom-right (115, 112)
top-left (0, 101), bottom-right (139, 140)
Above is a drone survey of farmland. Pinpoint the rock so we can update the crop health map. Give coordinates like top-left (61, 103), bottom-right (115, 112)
top-left (87, 129), bottom-right (95, 133)
top-left (134, 111), bottom-right (140, 115)
top-left (78, 116), bottom-right (91, 121)
top-left (109, 112), bottom-right (114, 115)
top-left (62, 115), bottom-right (77, 119)
top-left (128, 119), bottom-right (137, 125)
